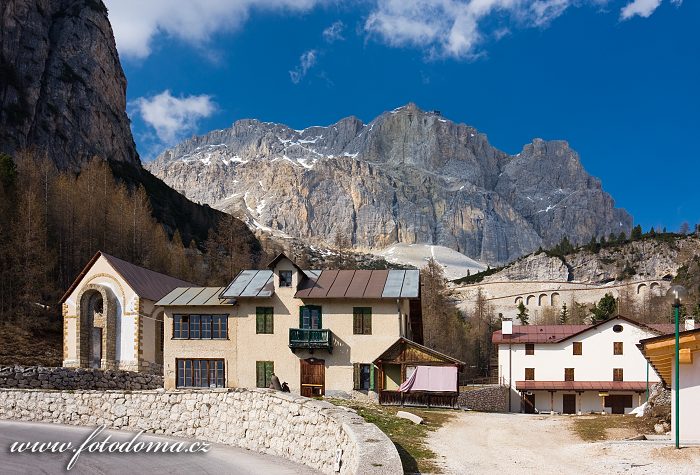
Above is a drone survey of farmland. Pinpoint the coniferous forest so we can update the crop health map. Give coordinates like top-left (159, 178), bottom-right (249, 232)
top-left (0, 152), bottom-right (262, 365)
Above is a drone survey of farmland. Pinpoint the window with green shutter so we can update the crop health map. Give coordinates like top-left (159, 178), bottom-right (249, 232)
top-left (256, 361), bottom-right (274, 388)
top-left (256, 307), bottom-right (274, 334)
top-left (299, 305), bottom-right (322, 329)
top-left (353, 363), bottom-right (373, 390)
top-left (353, 307), bottom-right (372, 335)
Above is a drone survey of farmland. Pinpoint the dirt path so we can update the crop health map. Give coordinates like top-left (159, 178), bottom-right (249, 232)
top-left (426, 412), bottom-right (700, 475)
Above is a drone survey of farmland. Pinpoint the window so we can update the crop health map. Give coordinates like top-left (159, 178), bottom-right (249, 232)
top-left (525, 368), bottom-right (535, 381)
top-left (299, 305), bottom-right (322, 329)
top-left (573, 342), bottom-right (582, 355)
top-left (176, 359), bottom-right (224, 388)
top-left (613, 368), bottom-right (623, 382)
top-left (353, 363), bottom-right (373, 390)
top-left (279, 270), bottom-right (293, 287)
top-left (613, 342), bottom-right (623, 355)
top-left (256, 307), bottom-right (274, 334)
top-left (353, 307), bottom-right (372, 335)
top-left (256, 361), bottom-right (274, 388)
top-left (565, 368), bottom-right (575, 381)
top-left (173, 314), bottom-right (228, 339)
top-left (613, 324), bottom-right (623, 333)
top-left (525, 343), bottom-right (534, 355)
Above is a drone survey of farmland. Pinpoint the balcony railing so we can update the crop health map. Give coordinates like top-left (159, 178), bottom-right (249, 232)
top-left (289, 328), bottom-right (332, 353)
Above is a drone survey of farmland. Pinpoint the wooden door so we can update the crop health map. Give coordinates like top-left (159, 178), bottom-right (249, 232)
top-left (522, 393), bottom-right (536, 414)
top-left (300, 358), bottom-right (325, 397)
top-left (562, 394), bottom-right (576, 414)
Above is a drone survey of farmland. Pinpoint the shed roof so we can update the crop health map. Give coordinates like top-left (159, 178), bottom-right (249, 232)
top-left (492, 316), bottom-right (673, 345)
top-left (60, 251), bottom-right (195, 303)
top-left (220, 270), bottom-right (274, 298)
top-left (155, 287), bottom-right (234, 307)
top-left (515, 381), bottom-right (648, 392)
top-left (373, 338), bottom-right (464, 366)
top-left (638, 327), bottom-right (700, 387)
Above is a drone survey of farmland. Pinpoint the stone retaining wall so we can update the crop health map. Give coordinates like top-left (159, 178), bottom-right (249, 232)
top-left (458, 385), bottom-right (508, 412)
top-left (0, 388), bottom-right (401, 475)
top-left (0, 366), bottom-right (163, 390)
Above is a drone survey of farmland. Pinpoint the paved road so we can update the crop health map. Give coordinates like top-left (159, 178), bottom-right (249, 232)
top-left (0, 420), bottom-right (317, 474)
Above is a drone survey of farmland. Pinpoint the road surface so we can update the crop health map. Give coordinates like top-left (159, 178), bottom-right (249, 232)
top-left (0, 420), bottom-right (317, 474)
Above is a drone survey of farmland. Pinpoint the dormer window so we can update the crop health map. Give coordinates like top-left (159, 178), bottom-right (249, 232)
top-left (279, 270), bottom-right (293, 287)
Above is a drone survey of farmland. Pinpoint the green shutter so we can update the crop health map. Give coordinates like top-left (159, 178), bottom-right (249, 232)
top-left (256, 361), bottom-right (264, 387)
top-left (369, 364), bottom-right (375, 391)
top-left (353, 363), bottom-right (360, 390)
top-left (256, 309), bottom-right (263, 334)
top-left (265, 362), bottom-right (274, 388)
top-left (353, 309), bottom-right (361, 334)
top-left (266, 308), bottom-right (274, 334)
top-left (364, 308), bottom-right (372, 335)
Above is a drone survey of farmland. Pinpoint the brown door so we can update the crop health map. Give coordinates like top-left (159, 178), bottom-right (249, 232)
top-left (522, 393), bottom-right (536, 414)
top-left (562, 394), bottom-right (576, 414)
top-left (605, 395), bottom-right (633, 414)
top-left (300, 358), bottom-right (325, 397)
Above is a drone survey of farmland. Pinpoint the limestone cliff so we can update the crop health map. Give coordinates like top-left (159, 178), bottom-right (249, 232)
top-left (0, 0), bottom-right (138, 169)
top-left (148, 103), bottom-right (632, 265)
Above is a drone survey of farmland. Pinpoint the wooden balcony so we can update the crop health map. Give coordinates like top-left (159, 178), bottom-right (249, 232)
top-left (289, 328), bottom-right (333, 353)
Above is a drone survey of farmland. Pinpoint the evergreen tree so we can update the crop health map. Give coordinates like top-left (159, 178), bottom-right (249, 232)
top-left (516, 301), bottom-right (529, 325)
top-left (586, 235), bottom-right (599, 253)
top-left (649, 227), bottom-right (656, 237)
top-left (559, 303), bottom-right (569, 324)
top-left (590, 293), bottom-right (617, 323)
top-left (631, 224), bottom-right (643, 240)
top-left (618, 231), bottom-right (627, 242)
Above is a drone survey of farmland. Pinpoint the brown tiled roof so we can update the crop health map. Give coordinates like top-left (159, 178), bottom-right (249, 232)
top-left (492, 316), bottom-right (670, 345)
top-left (515, 381), bottom-right (648, 391)
top-left (60, 251), bottom-right (194, 303)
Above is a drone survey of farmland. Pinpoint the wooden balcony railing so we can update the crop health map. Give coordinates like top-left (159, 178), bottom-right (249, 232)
top-left (289, 328), bottom-right (333, 353)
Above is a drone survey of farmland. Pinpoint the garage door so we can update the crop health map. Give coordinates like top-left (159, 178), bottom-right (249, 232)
top-left (604, 395), bottom-right (633, 414)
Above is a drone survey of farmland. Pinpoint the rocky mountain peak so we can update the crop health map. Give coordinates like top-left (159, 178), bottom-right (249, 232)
top-left (147, 105), bottom-right (632, 265)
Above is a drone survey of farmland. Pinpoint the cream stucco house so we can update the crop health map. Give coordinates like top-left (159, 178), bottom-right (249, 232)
top-left (157, 254), bottom-right (461, 401)
top-left (493, 316), bottom-right (674, 414)
top-left (61, 251), bottom-right (193, 374)
top-left (639, 326), bottom-right (700, 443)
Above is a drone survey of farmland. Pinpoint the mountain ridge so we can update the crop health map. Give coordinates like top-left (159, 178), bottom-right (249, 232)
top-left (148, 102), bottom-right (632, 265)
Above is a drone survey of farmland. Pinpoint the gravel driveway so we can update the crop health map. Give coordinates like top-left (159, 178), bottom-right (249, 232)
top-left (426, 412), bottom-right (700, 475)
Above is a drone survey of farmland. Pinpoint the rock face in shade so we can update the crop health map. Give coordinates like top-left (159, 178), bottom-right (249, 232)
top-left (147, 103), bottom-right (632, 265)
top-left (0, 0), bottom-right (138, 170)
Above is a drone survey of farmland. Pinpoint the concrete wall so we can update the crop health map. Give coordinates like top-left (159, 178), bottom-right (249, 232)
top-left (498, 319), bottom-right (661, 412)
top-left (0, 388), bottom-right (402, 475)
top-left (671, 357), bottom-right (700, 442)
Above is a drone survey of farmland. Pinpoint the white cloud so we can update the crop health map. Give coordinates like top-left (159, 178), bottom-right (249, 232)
top-left (130, 90), bottom-right (217, 145)
top-left (105, 0), bottom-right (325, 59)
top-left (323, 20), bottom-right (346, 42)
top-left (289, 50), bottom-right (318, 84)
top-left (620, 0), bottom-right (661, 19)
top-left (364, 1), bottom-right (616, 59)
top-left (620, 0), bottom-right (681, 20)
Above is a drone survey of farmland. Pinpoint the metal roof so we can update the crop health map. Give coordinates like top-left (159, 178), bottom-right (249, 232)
top-left (295, 269), bottom-right (419, 299)
top-left (155, 287), bottom-right (233, 306)
top-left (492, 316), bottom-right (673, 345)
top-left (515, 381), bottom-right (648, 392)
top-left (220, 270), bottom-right (274, 298)
top-left (60, 251), bottom-right (195, 303)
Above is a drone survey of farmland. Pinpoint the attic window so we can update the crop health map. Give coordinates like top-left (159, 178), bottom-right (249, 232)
top-left (613, 324), bottom-right (623, 333)
top-left (279, 270), bottom-right (293, 287)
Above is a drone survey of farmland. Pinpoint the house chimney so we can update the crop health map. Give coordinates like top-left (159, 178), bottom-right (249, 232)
top-left (501, 313), bottom-right (513, 335)
top-left (685, 318), bottom-right (695, 331)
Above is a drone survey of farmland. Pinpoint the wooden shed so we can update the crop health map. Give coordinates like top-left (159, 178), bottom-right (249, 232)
top-left (373, 338), bottom-right (464, 408)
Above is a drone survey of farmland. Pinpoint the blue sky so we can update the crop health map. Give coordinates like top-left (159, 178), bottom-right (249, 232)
top-left (107, 0), bottom-right (698, 233)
